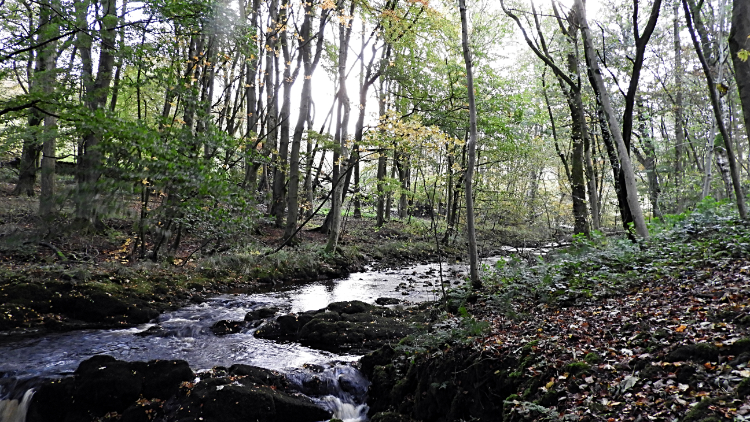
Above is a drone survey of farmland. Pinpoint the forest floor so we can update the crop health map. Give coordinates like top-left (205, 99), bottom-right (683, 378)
top-left (363, 201), bottom-right (750, 421)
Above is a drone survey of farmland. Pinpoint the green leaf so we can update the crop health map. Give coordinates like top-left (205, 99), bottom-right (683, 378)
top-left (738, 49), bottom-right (750, 62)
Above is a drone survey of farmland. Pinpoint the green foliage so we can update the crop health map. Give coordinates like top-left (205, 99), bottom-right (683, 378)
top-left (482, 200), bottom-right (750, 319)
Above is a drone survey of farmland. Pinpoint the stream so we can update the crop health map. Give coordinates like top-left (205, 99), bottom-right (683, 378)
top-left (0, 260), bottom-right (478, 422)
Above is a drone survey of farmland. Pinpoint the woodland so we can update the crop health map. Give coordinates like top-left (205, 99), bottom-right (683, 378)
top-left (1, 0), bottom-right (750, 420)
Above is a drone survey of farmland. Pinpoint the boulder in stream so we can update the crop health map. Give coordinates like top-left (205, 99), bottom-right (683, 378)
top-left (254, 300), bottom-right (429, 354)
top-left (25, 356), bottom-right (330, 422)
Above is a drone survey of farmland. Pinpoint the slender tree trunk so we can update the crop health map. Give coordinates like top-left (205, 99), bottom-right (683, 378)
top-left (39, 6), bottom-right (59, 218)
top-left (584, 130), bottom-right (600, 229)
top-left (285, 2), bottom-right (329, 240)
top-left (633, 99), bottom-right (662, 218)
top-left (459, 0), bottom-right (480, 289)
top-left (684, 0), bottom-right (747, 218)
top-left (14, 1), bottom-right (56, 197)
top-left (674, 0), bottom-right (686, 212)
top-left (243, 0), bottom-right (261, 190)
top-left (376, 82), bottom-right (388, 226)
top-left (325, 0), bottom-right (355, 252)
top-left (272, 0), bottom-right (292, 227)
top-left (577, 0), bottom-right (649, 239)
top-left (729, 0), bottom-right (750, 144)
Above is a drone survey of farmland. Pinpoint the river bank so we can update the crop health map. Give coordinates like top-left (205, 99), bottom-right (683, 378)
top-left (361, 206), bottom-right (750, 421)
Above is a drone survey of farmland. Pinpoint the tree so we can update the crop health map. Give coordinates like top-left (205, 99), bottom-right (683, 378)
top-left (501, 0), bottom-right (590, 237)
top-left (683, 0), bottom-right (747, 219)
top-left (576, 0), bottom-right (649, 239)
top-left (729, 0), bottom-right (750, 145)
top-left (458, 0), bottom-right (480, 289)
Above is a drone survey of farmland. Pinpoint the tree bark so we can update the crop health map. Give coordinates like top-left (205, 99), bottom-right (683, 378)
top-left (729, 0), bottom-right (750, 147)
top-left (284, 2), bottom-right (330, 241)
top-left (325, 0), bottom-right (355, 253)
top-left (459, 0), bottom-right (480, 289)
top-left (39, 2), bottom-right (59, 218)
top-left (577, 0), bottom-right (649, 239)
top-left (272, 0), bottom-right (293, 227)
top-left (13, 1), bottom-right (56, 198)
top-left (684, 0), bottom-right (747, 218)
top-left (674, 0), bottom-right (686, 212)
top-left (74, 0), bottom-right (118, 227)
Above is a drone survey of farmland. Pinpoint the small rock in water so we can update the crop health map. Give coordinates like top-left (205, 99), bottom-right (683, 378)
top-left (244, 307), bottom-right (279, 321)
top-left (211, 320), bottom-right (244, 336)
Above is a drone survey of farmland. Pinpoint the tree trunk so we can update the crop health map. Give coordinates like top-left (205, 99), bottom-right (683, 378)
top-left (674, 0), bottom-right (686, 212)
top-left (459, 0), bottom-right (480, 289)
top-left (584, 130), bottom-right (600, 230)
top-left (243, 0), bottom-right (261, 191)
top-left (730, 0), bottom-right (750, 144)
top-left (75, 0), bottom-right (118, 227)
top-left (13, 1), bottom-right (57, 198)
top-left (39, 5), bottom-right (59, 218)
top-left (325, 0), bottom-right (355, 253)
top-left (376, 82), bottom-right (388, 226)
top-left (577, 0), bottom-right (649, 239)
top-left (684, 0), bottom-right (747, 218)
top-left (272, 0), bottom-right (292, 227)
top-left (284, 2), bottom-right (329, 241)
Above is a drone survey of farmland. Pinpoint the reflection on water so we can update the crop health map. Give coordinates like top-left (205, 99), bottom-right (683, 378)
top-left (0, 261), bottom-right (470, 379)
top-left (0, 260), bottom-right (479, 422)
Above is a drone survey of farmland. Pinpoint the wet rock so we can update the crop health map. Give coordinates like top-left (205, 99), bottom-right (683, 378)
top-left (228, 364), bottom-right (288, 390)
top-left (73, 359), bottom-right (144, 415)
top-left (174, 376), bottom-right (331, 422)
top-left (376, 297), bottom-right (401, 306)
top-left (26, 378), bottom-right (75, 422)
top-left (255, 301), bottom-right (427, 354)
top-left (245, 307), bottom-right (279, 321)
top-left (27, 357), bottom-right (329, 422)
top-left (327, 300), bottom-right (374, 314)
top-left (141, 360), bottom-right (194, 399)
top-left (211, 319), bottom-right (245, 336)
top-left (371, 411), bottom-right (414, 422)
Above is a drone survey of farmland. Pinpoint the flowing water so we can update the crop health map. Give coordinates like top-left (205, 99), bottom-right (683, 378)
top-left (0, 261), bottom-right (475, 422)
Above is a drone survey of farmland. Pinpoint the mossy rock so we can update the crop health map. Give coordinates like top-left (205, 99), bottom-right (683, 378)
top-left (583, 352), bottom-right (601, 364)
top-left (565, 361), bottom-right (591, 375)
top-left (370, 411), bottom-right (412, 422)
top-left (730, 338), bottom-right (750, 355)
top-left (667, 343), bottom-right (719, 362)
top-left (738, 378), bottom-right (750, 399)
top-left (682, 397), bottom-right (727, 422)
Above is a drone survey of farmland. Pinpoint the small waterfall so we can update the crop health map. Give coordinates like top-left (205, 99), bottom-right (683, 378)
top-left (285, 363), bottom-right (370, 422)
top-left (321, 396), bottom-right (369, 422)
top-left (0, 388), bottom-right (34, 422)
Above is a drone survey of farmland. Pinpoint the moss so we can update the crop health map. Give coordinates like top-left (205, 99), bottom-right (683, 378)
top-left (508, 371), bottom-right (523, 379)
top-left (565, 361), bottom-right (591, 375)
top-left (522, 340), bottom-right (540, 353)
top-left (683, 398), bottom-right (720, 422)
top-left (583, 352), bottom-right (601, 364)
top-left (730, 338), bottom-right (750, 355)
top-left (738, 378), bottom-right (750, 399)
